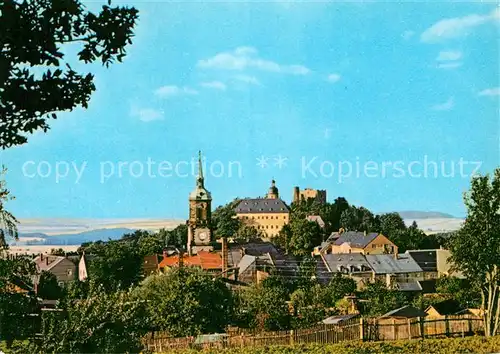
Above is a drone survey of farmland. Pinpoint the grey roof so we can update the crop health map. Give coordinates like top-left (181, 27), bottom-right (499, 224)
top-left (322, 313), bottom-right (359, 324)
top-left (322, 253), bottom-right (372, 273)
top-left (307, 215), bottom-right (326, 228)
top-left (365, 254), bottom-right (422, 274)
top-left (405, 250), bottom-right (437, 272)
top-left (238, 254), bottom-right (256, 275)
top-left (227, 242), bottom-right (279, 268)
top-left (235, 198), bottom-right (289, 214)
top-left (380, 305), bottom-right (427, 319)
top-left (315, 256), bottom-right (333, 284)
top-left (333, 231), bottom-right (380, 248)
top-left (396, 282), bottom-right (422, 292)
top-left (34, 255), bottom-right (66, 272)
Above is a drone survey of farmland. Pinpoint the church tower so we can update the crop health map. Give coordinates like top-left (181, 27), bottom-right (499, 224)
top-left (187, 151), bottom-right (213, 254)
top-left (266, 179), bottom-right (279, 199)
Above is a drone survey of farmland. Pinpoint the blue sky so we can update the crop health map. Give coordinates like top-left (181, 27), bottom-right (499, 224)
top-left (1, 1), bottom-right (499, 219)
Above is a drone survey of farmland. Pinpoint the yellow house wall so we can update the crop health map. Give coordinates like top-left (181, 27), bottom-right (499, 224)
top-left (436, 249), bottom-right (463, 277)
top-left (330, 243), bottom-right (365, 254)
top-left (237, 212), bottom-right (289, 238)
top-left (364, 234), bottom-right (398, 255)
top-left (425, 306), bottom-right (443, 318)
top-left (330, 234), bottom-right (397, 255)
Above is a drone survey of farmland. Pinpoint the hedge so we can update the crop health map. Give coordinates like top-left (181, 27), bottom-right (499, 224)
top-left (156, 336), bottom-right (500, 354)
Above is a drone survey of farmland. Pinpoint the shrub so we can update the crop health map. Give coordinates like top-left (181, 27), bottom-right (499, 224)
top-left (155, 336), bottom-right (500, 354)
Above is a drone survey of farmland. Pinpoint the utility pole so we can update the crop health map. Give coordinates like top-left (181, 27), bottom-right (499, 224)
top-left (178, 247), bottom-right (184, 268)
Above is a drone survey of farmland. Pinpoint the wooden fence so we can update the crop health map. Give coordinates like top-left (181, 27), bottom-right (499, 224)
top-left (143, 315), bottom-right (484, 352)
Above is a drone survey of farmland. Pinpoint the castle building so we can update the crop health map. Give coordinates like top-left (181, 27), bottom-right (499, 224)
top-left (292, 186), bottom-right (327, 204)
top-left (187, 151), bottom-right (213, 254)
top-left (235, 180), bottom-right (290, 239)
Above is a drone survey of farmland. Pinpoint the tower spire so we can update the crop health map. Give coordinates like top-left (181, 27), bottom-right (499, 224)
top-left (198, 150), bottom-right (203, 180)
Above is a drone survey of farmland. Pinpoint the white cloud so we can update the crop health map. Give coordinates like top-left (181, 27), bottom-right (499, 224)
top-left (234, 75), bottom-right (260, 85)
top-left (200, 81), bottom-right (227, 90)
top-left (131, 108), bottom-right (164, 122)
top-left (432, 97), bottom-right (455, 111)
top-left (327, 73), bottom-right (341, 83)
top-left (154, 85), bottom-right (198, 98)
top-left (435, 50), bottom-right (463, 70)
top-left (436, 50), bottom-right (462, 61)
top-left (478, 87), bottom-right (500, 96)
top-left (197, 46), bottom-right (311, 75)
top-left (437, 62), bottom-right (463, 69)
top-left (402, 30), bottom-right (415, 40)
top-left (421, 8), bottom-right (499, 43)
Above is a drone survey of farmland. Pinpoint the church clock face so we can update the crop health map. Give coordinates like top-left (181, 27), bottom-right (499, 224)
top-left (194, 228), bottom-right (211, 244)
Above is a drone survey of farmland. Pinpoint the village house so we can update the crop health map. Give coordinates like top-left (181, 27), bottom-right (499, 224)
top-left (365, 253), bottom-right (424, 287)
top-left (33, 254), bottom-right (76, 287)
top-left (379, 305), bottom-right (427, 320)
top-left (406, 248), bottom-right (462, 279)
top-left (235, 180), bottom-right (290, 239)
top-left (306, 215), bottom-right (326, 229)
top-left (158, 250), bottom-right (223, 274)
top-left (317, 230), bottom-right (397, 255)
top-left (319, 253), bottom-right (373, 290)
top-left (226, 242), bottom-right (298, 284)
top-left (425, 299), bottom-right (465, 318)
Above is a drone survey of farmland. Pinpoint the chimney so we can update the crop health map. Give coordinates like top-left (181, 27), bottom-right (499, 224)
top-left (222, 237), bottom-right (229, 273)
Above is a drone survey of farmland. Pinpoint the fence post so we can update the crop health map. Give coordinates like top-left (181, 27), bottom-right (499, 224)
top-left (445, 315), bottom-right (450, 337)
top-left (359, 318), bottom-right (364, 341)
top-left (290, 329), bottom-right (294, 346)
top-left (408, 318), bottom-right (412, 340)
top-left (392, 319), bottom-right (397, 340)
top-left (419, 316), bottom-right (425, 339)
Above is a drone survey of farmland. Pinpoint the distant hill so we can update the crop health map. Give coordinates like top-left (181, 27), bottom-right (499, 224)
top-left (396, 211), bottom-right (456, 219)
top-left (15, 228), bottom-right (136, 246)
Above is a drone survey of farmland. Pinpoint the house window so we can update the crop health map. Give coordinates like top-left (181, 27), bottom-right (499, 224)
top-left (58, 281), bottom-right (64, 287)
top-left (372, 244), bottom-right (376, 248)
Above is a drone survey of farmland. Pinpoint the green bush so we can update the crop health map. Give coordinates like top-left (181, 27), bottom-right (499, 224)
top-left (156, 336), bottom-right (500, 354)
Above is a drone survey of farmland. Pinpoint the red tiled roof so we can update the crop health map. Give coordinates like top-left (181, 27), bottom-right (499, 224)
top-left (158, 251), bottom-right (222, 270)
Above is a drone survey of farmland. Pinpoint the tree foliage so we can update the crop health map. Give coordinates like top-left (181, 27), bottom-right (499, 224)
top-left (212, 199), bottom-right (241, 239)
top-left (0, 0), bottom-right (139, 148)
top-left (83, 239), bottom-right (142, 292)
top-left (37, 281), bottom-right (148, 353)
top-left (236, 278), bottom-right (291, 331)
top-left (276, 218), bottom-right (322, 257)
top-left (0, 255), bottom-right (38, 347)
top-left (359, 281), bottom-right (406, 317)
top-left (0, 167), bottom-right (18, 247)
top-left (340, 206), bottom-right (379, 233)
top-left (448, 168), bottom-right (500, 336)
top-left (134, 267), bottom-right (233, 336)
top-left (37, 270), bottom-right (63, 300)
top-left (436, 276), bottom-right (481, 309)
